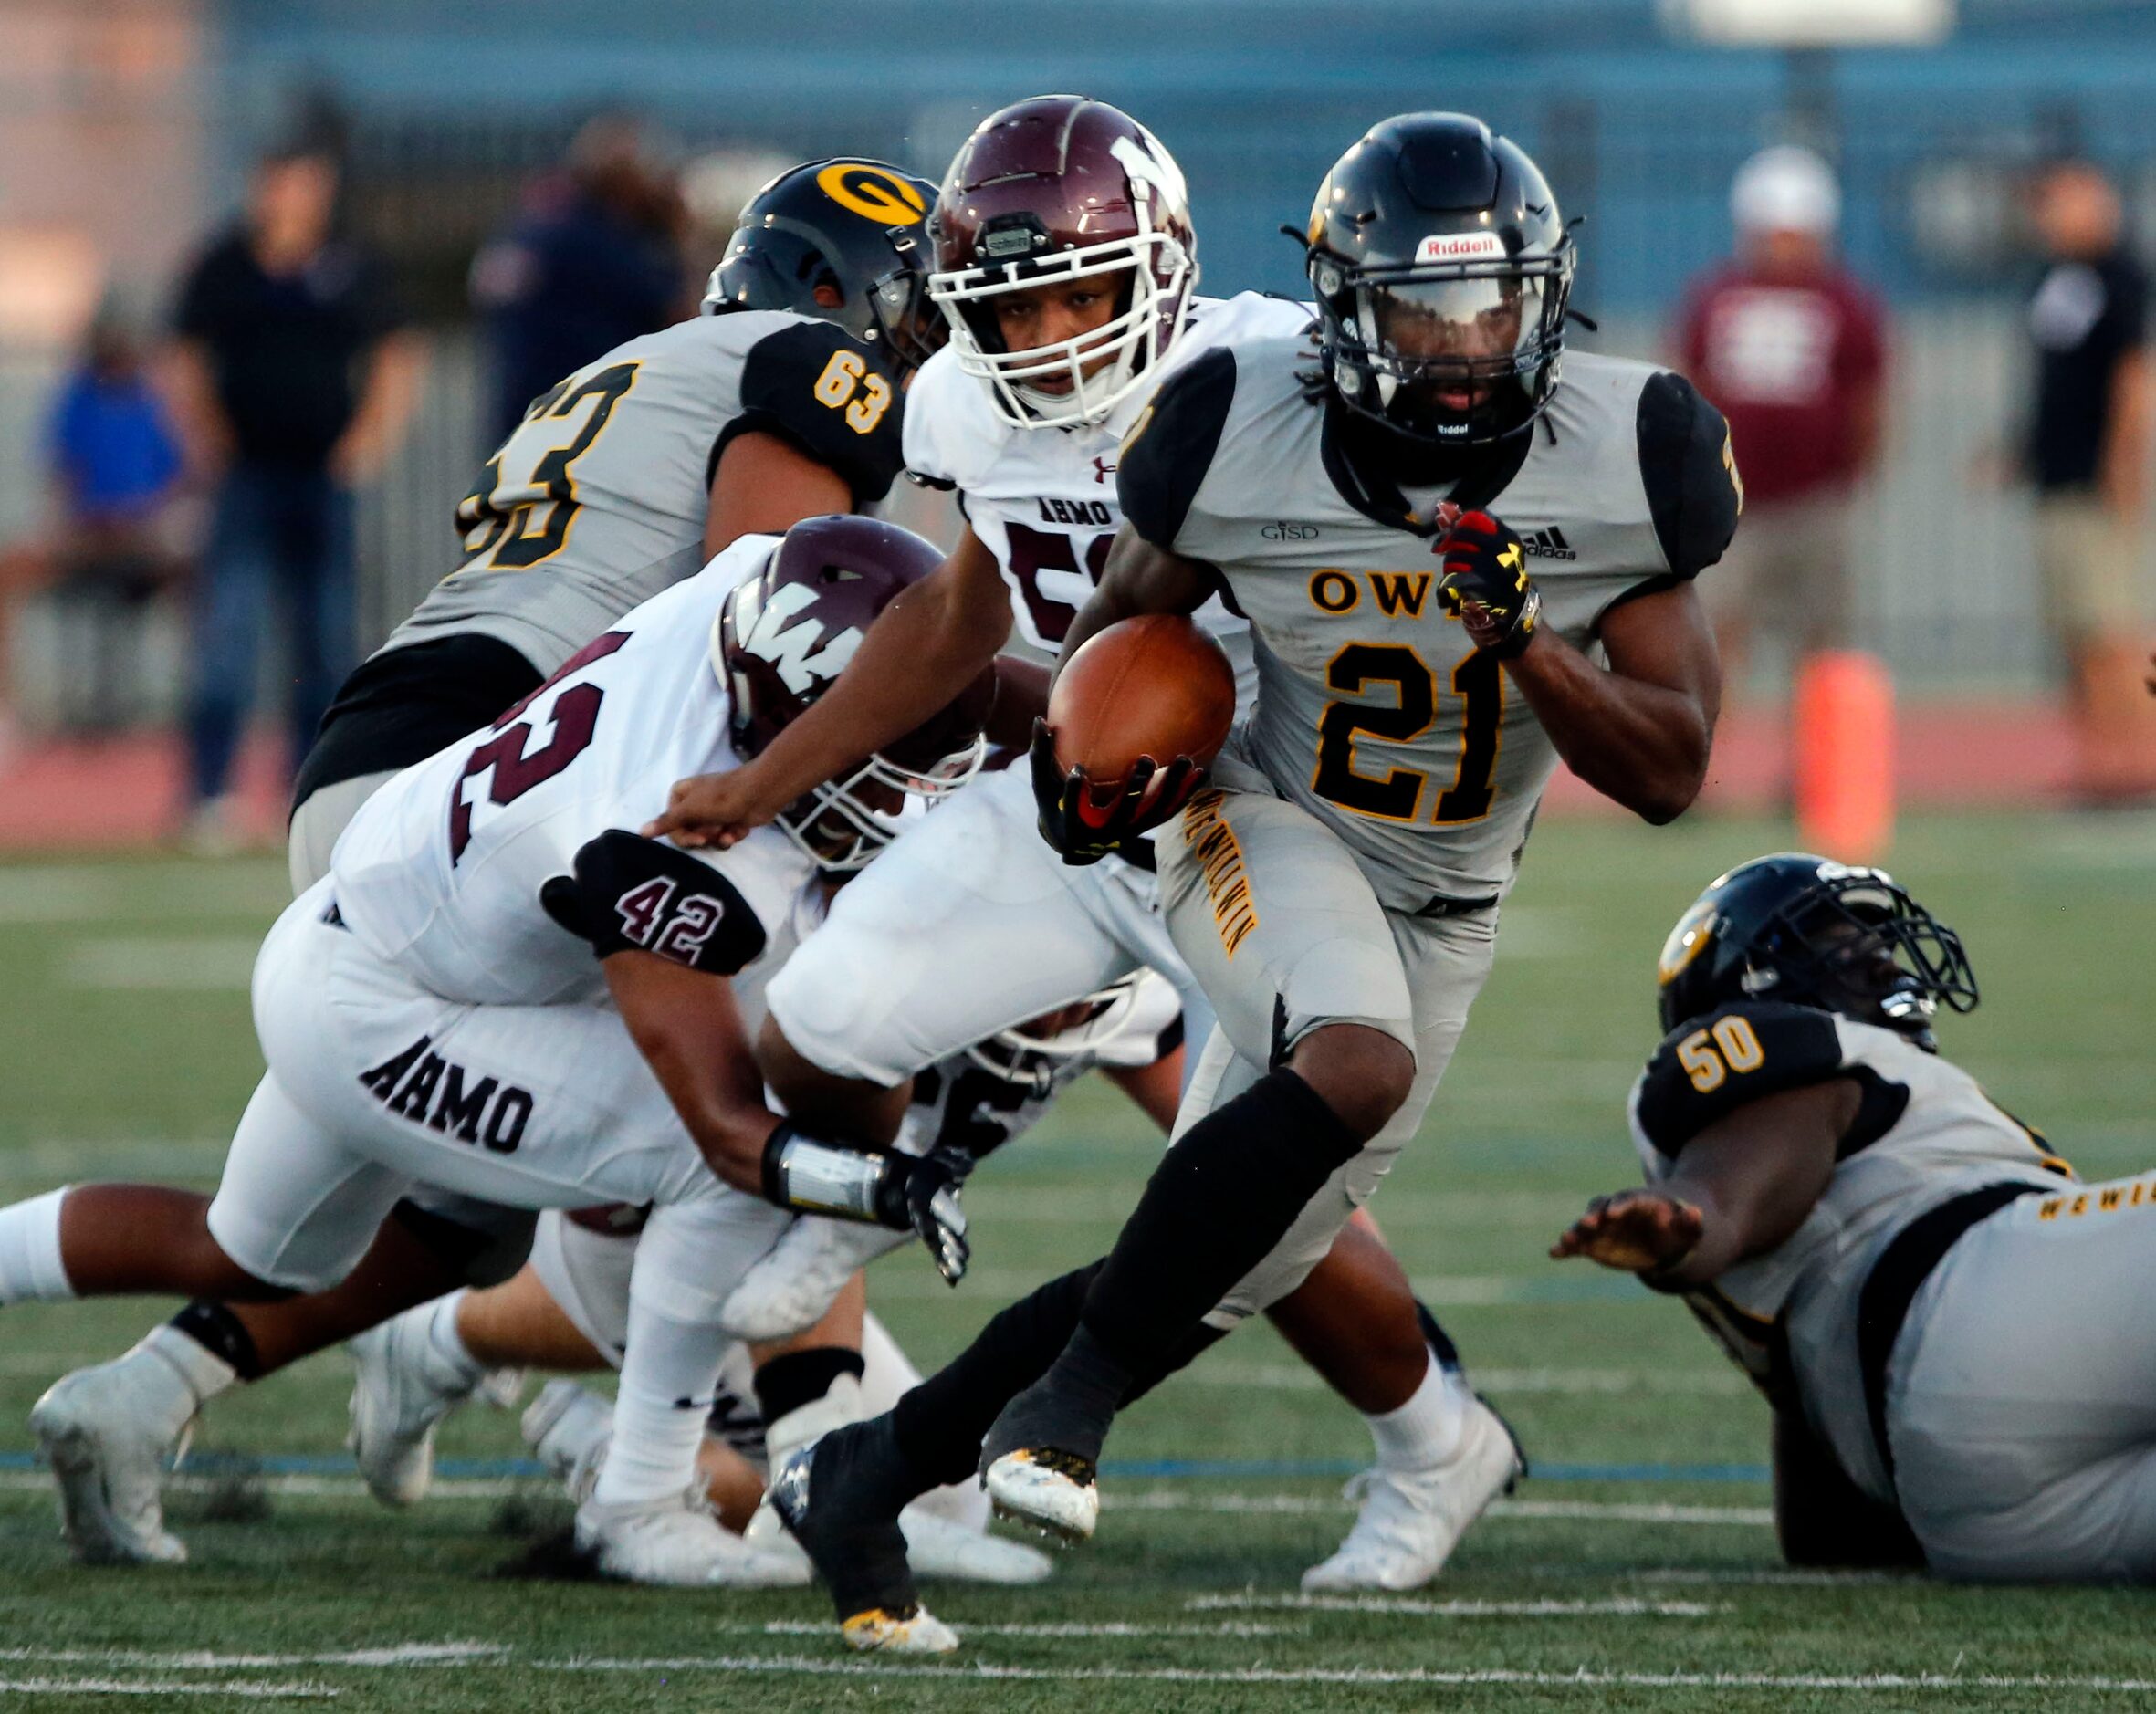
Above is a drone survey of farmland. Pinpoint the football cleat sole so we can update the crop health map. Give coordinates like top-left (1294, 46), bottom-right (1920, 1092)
top-left (841, 1604), bottom-right (959, 1655)
top-left (983, 1447), bottom-right (1098, 1544)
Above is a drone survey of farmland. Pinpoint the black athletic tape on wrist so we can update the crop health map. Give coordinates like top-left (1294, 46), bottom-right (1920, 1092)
top-left (760, 1123), bottom-right (905, 1228)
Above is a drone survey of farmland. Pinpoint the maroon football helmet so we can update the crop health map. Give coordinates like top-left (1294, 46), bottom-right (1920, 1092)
top-left (716, 515), bottom-right (990, 869)
top-left (929, 94), bottom-right (1198, 428)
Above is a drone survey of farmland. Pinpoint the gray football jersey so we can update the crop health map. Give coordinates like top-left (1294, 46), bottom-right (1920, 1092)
top-left (382, 311), bottom-right (905, 675)
top-left (1118, 341), bottom-right (1739, 910)
top-left (1628, 1001), bottom-right (2072, 1500)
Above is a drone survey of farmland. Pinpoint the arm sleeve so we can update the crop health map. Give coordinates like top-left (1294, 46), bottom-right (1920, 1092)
top-left (1633, 1000), bottom-right (1848, 1157)
top-left (731, 319), bottom-right (906, 507)
top-left (1636, 369), bottom-right (1743, 580)
top-left (556, 830), bottom-right (769, 976)
top-left (1115, 344), bottom-right (1237, 550)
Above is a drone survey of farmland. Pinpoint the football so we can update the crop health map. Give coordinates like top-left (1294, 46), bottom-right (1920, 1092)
top-left (1047, 613), bottom-right (1237, 785)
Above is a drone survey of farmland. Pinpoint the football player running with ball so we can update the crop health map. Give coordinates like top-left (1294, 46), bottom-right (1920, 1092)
top-left (1558, 855), bottom-right (2156, 1585)
top-left (647, 96), bottom-right (1520, 1611)
top-left (654, 110), bottom-right (1739, 1649)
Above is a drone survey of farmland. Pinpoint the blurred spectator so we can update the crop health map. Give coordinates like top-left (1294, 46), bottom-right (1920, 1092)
top-left (469, 115), bottom-right (689, 440)
top-left (1676, 146), bottom-right (1888, 690)
top-left (164, 139), bottom-right (424, 851)
top-left (2022, 158), bottom-right (2151, 800)
top-left (43, 308), bottom-right (186, 733)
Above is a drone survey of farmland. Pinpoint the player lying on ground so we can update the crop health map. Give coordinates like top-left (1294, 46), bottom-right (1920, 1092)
top-left (349, 981), bottom-right (1191, 1586)
top-left (644, 97), bottom-right (1528, 1601)
top-left (0, 518), bottom-right (996, 1586)
top-left (654, 110), bottom-right (1734, 1651)
top-left (1555, 853), bottom-right (2156, 1584)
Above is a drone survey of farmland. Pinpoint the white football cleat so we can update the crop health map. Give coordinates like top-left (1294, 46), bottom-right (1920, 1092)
top-left (983, 1447), bottom-right (1098, 1544)
top-left (345, 1312), bottom-right (483, 1508)
top-left (30, 1343), bottom-right (199, 1565)
top-left (1300, 1392), bottom-right (1524, 1592)
top-left (574, 1484), bottom-right (811, 1589)
top-left (840, 1604), bottom-right (960, 1655)
top-left (900, 1501), bottom-right (1053, 1584)
top-left (520, 1379), bottom-right (612, 1505)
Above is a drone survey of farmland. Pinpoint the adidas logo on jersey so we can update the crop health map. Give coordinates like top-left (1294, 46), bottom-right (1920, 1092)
top-left (1520, 526), bottom-right (1577, 561)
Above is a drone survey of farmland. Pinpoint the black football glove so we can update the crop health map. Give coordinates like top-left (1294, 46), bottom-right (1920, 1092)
top-left (1435, 509), bottom-right (1542, 660)
top-left (1029, 716), bottom-right (1205, 868)
top-left (876, 1144), bottom-right (973, 1286)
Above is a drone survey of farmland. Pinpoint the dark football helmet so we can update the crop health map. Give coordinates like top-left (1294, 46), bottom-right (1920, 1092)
top-left (716, 515), bottom-right (991, 869)
top-left (929, 94), bottom-right (1197, 427)
top-left (1656, 853), bottom-right (1980, 1047)
top-left (1299, 112), bottom-right (1575, 447)
top-left (705, 158), bottom-right (942, 377)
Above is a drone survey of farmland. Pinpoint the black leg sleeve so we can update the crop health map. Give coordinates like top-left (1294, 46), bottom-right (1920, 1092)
top-left (1082, 1066), bottom-right (1360, 1374)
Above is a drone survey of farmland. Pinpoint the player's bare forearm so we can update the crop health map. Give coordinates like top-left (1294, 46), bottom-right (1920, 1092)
top-left (1054, 528), bottom-right (1214, 685)
top-left (704, 431), bottom-right (855, 557)
top-left (1554, 1080), bottom-right (1853, 1287)
top-left (1506, 582), bottom-right (1720, 825)
top-left (986, 655), bottom-right (1051, 748)
top-left (604, 949), bottom-right (779, 1190)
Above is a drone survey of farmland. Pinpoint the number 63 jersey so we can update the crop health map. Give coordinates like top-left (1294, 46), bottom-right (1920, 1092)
top-left (382, 312), bottom-right (905, 677)
top-left (1118, 339), bottom-right (1741, 909)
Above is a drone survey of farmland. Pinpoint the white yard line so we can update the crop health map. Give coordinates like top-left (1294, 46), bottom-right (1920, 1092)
top-left (0, 1646), bottom-right (499, 1670)
top-left (1187, 1594), bottom-right (1720, 1618)
top-left (522, 1655), bottom-right (2156, 1691)
top-left (0, 1677), bottom-right (334, 1699)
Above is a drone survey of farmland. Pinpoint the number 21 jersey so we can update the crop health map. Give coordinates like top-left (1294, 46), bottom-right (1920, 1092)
top-left (1119, 340), bottom-right (1741, 908)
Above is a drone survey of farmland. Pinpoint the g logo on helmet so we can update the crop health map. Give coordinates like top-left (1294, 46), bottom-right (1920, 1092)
top-left (816, 162), bottom-right (927, 225)
top-left (1657, 900), bottom-right (1719, 986)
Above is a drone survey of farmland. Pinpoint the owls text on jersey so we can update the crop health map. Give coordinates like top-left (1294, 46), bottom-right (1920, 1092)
top-left (1117, 339), bottom-right (1740, 909)
top-left (1627, 998), bottom-right (2069, 1485)
top-left (904, 292), bottom-right (1312, 689)
top-left (331, 535), bottom-right (817, 1009)
top-left (382, 313), bottom-right (906, 678)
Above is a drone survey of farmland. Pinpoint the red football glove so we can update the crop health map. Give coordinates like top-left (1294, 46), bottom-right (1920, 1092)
top-left (1435, 509), bottom-right (1542, 660)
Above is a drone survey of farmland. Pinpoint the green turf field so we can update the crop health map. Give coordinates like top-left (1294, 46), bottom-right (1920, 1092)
top-left (0, 810), bottom-right (2151, 1711)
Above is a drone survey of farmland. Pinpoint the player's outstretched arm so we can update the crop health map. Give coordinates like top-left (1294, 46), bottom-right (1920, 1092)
top-left (606, 947), bottom-right (780, 1189)
top-left (644, 528), bottom-right (1011, 849)
top-left (1551, 1079), bottom-right (1855, 1287)
top-left (1505, 580), bottom-right (1721, 825)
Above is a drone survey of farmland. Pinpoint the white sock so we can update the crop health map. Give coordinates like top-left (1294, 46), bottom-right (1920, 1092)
top-left (761, 1373), bottom-right (862, 1470)
top-left (141, 1322), bottom-right (236, 1408)
top-left (0, 1187), bottom-right (75, 1304)
top-left (426, 1291), bottom-right (485, 1385)
top-left (593, 1298), bottom-right (727, 1509)
top-left (1366, 1350), bottom-right (1472, 1469)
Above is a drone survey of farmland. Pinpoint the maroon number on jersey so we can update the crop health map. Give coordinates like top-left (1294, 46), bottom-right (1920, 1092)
top-left (1005, 523), bottom-right (1111, 644)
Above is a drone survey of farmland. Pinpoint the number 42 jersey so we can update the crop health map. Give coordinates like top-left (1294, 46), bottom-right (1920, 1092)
top-left (332, 534), bottom-right (816, 1009)
top-left (1118, 340), bottom-right (1743, 909)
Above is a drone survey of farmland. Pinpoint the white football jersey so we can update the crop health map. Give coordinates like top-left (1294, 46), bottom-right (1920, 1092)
top-left (904, 291), bottom-right (1314, 705)
top-left (331, 534), bottom-right (813, 1008)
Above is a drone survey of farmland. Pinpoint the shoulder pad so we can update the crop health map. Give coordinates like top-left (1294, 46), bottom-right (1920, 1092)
top-left (1636, 999), bottom-right (1847, 1156)
top-left (1116, 344), bottom-right (1237, 550)
top-left (1637, 369), bottom-right (1741, 580)
top-left (728, 319), bottom-right (905, 507)
top-left (563, 830), bottom-right (769, 976)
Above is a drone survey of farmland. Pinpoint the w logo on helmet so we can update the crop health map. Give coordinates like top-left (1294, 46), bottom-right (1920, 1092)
top-left (736, 581), bottom-right (863, 693)
top-left (1109, 130), bottom-right (1188, 215)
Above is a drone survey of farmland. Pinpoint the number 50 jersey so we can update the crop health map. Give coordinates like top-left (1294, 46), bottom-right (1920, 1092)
top-left (1119, 340), bottom-right (1741, 909)
top-left (383, 312), bottom-right (905, 677)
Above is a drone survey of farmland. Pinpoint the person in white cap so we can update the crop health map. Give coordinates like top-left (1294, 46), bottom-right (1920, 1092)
top-left (1675, 145), bottom-right (1889, 705)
